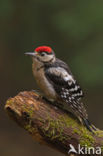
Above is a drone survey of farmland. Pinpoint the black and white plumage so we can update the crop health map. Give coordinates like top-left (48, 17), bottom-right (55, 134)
top-left (25, 46), bottom-right (96, 132)
top-left (44, 59), bottom-right (87, 119)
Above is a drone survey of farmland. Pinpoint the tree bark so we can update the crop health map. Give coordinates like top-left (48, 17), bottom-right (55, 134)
top-left (5, 91), bottom-right (103, 156)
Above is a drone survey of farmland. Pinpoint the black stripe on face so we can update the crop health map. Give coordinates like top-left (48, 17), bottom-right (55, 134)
top-left (39, 51), bottom-right (53, 55)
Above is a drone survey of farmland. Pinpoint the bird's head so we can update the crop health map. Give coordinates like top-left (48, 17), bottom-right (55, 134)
top-left (25, 46), bottom-right (55, 63)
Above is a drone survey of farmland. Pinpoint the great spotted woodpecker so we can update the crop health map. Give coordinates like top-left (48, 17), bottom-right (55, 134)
top-left (25, 46), bottom-right (96, 132)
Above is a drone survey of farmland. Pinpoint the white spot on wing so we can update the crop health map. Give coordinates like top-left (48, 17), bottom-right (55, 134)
top-left (64, 74), bottom-right (73, 81)
top-left (70, 85), bottom-right (80, 92)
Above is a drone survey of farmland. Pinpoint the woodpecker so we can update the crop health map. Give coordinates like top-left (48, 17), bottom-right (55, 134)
top-left (25, 46), bottom-right (95, 132)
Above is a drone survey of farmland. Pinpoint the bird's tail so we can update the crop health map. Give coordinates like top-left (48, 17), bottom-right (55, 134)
top-left (83, 118), bottom-right (97, 133)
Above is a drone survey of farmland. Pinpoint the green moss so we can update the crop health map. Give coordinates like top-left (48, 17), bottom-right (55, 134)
top-left (22, 104), bottom-right (34, 118)
top-left (6, 98), bottom-right (103, 150)
top-left (60, 115), bottom-right (95, 147)
top-left (73, 128), bottom-right (81, 135)
top-left (75, 126), bottom-right (94, 147)
top-left (48, 114), bottom-right (95, 147)
top-left (95, 130), bottom-right (103, 137)
top-left (40, 113), bottom-right (96, 146)
top-left (25, 124), bottom-right (35, 134)
top-left (41, 114), bottom-right (82, 142)
top-left (41, 117), bottom-right (67, 141)
top-left (80, 132), bottom-right (94, 147)
top-left (57, 115), bottom-right (82, 134)
top-left (59, 115), bottom-right (76, 127)
top-left (79, 129), bottom-right (103, 149)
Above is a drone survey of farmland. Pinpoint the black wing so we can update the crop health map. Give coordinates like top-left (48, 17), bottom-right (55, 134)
top-left (45, 66), bottom-right (87, 119)
top-left (45, 61), bottom-right (84, 100)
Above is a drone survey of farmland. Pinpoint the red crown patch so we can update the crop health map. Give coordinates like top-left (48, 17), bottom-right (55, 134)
top-left (35, 46), bottom-right (52, 53)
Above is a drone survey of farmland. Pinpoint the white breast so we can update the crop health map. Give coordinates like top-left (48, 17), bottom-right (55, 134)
top-left (32, 63), bottom-right (57, 100)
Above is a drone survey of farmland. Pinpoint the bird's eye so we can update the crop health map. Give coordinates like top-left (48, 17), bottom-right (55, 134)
top-left (40, 52), bottom-right (46, 56)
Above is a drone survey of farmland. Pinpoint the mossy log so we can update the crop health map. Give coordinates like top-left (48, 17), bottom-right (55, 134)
top-left (5, 91), bottom-right (103, 156)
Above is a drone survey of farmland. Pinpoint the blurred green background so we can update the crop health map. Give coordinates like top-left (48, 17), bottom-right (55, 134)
top-left (1, 0), bottom-right (103, 156)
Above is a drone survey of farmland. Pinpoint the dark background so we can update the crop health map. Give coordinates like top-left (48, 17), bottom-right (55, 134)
top-left (1, 0), bottom-right (103, 156)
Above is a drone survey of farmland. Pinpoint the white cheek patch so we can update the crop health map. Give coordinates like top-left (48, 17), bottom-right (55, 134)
top-left (41, 54), bottom-right (54, 62)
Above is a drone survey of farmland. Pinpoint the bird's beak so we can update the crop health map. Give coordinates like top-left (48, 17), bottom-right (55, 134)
top-left (25, 52), bottom-right (36, 57)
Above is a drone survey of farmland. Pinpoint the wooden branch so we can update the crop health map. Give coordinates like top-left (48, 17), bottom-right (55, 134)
top-left (5, 91), bottom-right (103, 156)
